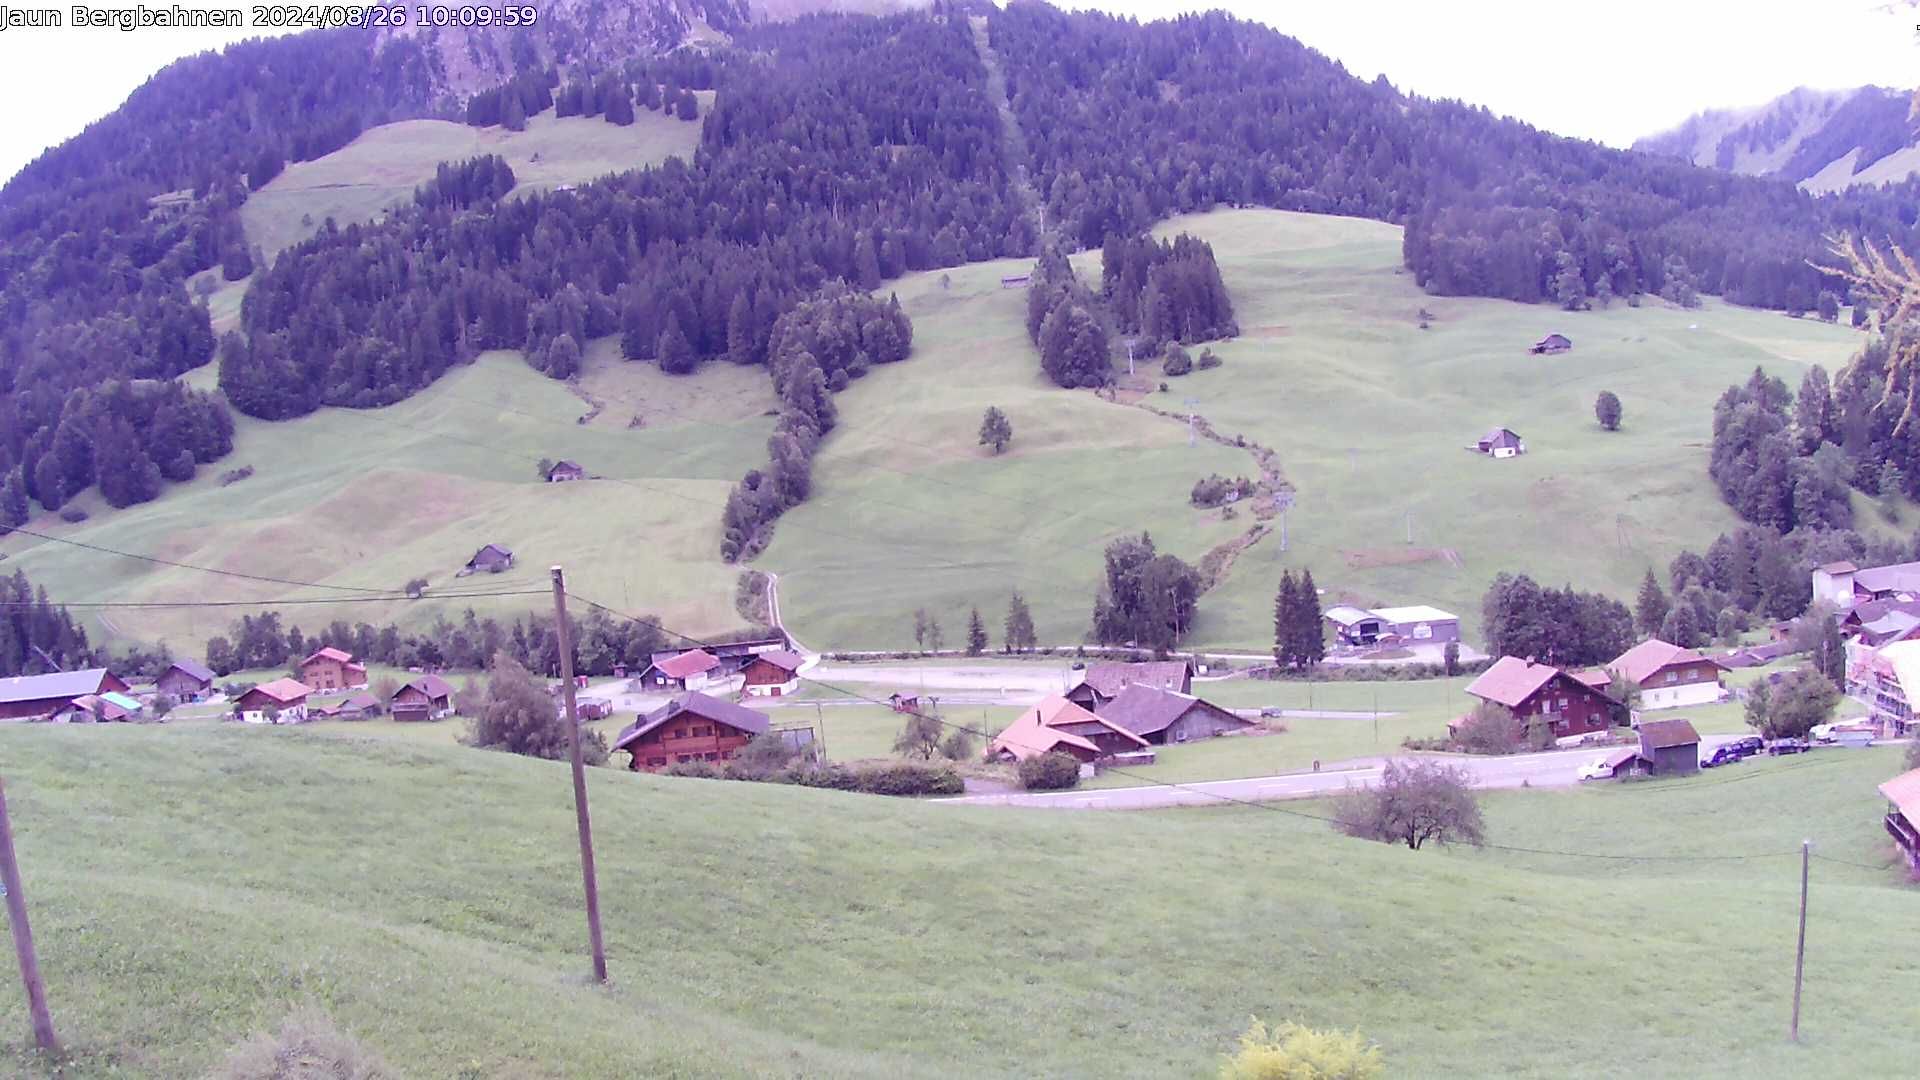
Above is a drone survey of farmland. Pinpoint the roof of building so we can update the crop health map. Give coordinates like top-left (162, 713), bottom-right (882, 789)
top-left (653, 649), bottom-right (721, 679)
top-left (1638, 717), bottom-right (1700, 750)
top-left (302, 646), bottom-right (354, 666)
top-left (1878, 767), bottom-right (1920, 824)
top-left (1096, 684), bottom-right (1248, 738)
top-left (746, 650), bottom-right (804, 674)
top-left (100, 691), bottom-right (143, 712)
top-left (1077, 660), bottom-right (1191, 698)
top-left (246, 678), bottom-right (312, 704)
top-left (1817, 561), bottom-right (1858, 575)
top-left (614, 692), bottom-right (770, 750)
top-left (1571, 668), bottom-right (1611, 689)
top-left (316, 691), bottom-right (381, 713)
top-left (1872, 639), bottom-right (1920, 702)
top-left (1481, 427), bottom-right (1523, 445)
top-left (1602, 746), bottom-right (1642, 770)
top-left (1322, 605), bottom-right (1378, 627)
top-left (1465, 656), bottom-right (1569, 708)
top-left (990, 696), bottom-right (1149, 761)
top-left (165, 658), bottom-right (216, 683)
top-left (1860, 610), bottom-right (1920, 641)
top-left (396, 674), bottom-right (455, 701)
top-left (1370, 604), bottom-right (1457, 624)
top-left (1853, 560), bottom-right (1920, 596)
top-left (551, 459), bottom-right (583, 472)
top-left (1535, 333), bottom-right (1571, 346)
top-left (469, 543), bottom-right (514, 561)
top-left (1607, 638), bottom-right (1726, 687)
top-left (0, 668), bottom-right (117, 705)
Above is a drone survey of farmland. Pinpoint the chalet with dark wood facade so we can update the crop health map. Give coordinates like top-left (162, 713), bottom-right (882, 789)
top-left (299, 647), bottom-right (367, 692)
top-left (1095, 684), bottom-right (1255, 745)
top-left (1063, 660), bottom-right (1193, 710)
top-left (614, 692), bottom-right (770, 771)
top-left (0, 669), bottom-right (131, 722)
top-left (390, 674), bottom-right (455, 721)
top-left (1463, 656), bottom-right (1617, 739)
top-left (156, 659), bottom-right (216, 702)
top-left (741, 650), bottom-right (804, 697)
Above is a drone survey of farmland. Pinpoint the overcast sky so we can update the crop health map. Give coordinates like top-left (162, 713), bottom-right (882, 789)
top-left (0, 1), bottom-right (1913, 185)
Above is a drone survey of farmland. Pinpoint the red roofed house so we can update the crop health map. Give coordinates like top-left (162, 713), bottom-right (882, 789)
top-left (300, 647), bottom-right (368, 692)
top-left (642, 649), bottom-right (723, 692)
top-left (613, 692), bottom-right (769, 771)
top-left (0, 668), bottom-right (130, 722)
top-left (1589, 638), bottom-right (1727, 711)
top-left (1879, 767), bottom-right (1920, 870)
top-left (989, 696), bottom-right (1151, 763)
top-left (740, 650), bottom-right (804, 697)
top-left (234, 679), bottom-right (311, 724)
top-left (390, 674), bottom-right (455, 721)
top-left (1463, 656), bottom-right (1617, 739)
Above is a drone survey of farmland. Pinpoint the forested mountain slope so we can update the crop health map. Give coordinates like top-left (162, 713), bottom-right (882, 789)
top-left (1635, 85), bottom-right (1920, 193)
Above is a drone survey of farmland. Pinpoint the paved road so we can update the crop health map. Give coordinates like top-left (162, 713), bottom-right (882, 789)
top-left (941, 735), bottom-right (1749, 810)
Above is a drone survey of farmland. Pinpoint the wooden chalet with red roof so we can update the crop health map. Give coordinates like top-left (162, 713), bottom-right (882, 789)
top-left (1580, 638), bottom-right (1727, 711)
top-left (390, 674), bottom-right (455, 721)
top-left (1462, 656), bottom-right (1617, 739)
top-left (234, 678), bottom-right (312, 724)
top-left (299, 647), bottom-right (367, 692)
top-left (988, 696), bottom-right (1151, 764)
top-left (613, 692), bottom-right (770, 771)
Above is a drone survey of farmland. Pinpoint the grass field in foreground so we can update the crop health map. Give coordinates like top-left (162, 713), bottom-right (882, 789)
top-left (240, 106), bottom-right (707, 258)
top-left (3, 727), bottom-right (1917, 1077)
top-left (0, 350), bottom-right (772, 649)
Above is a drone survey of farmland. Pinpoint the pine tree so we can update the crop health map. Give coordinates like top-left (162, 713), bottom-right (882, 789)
top-left (1817, 614), bottom-right (1846, 688)
top-left (603, 82), bottom-right (635, 126)
top-left (657, 314), bottom-right (696, 375)
top-left (1634, 569), bottom-right (1669, 638)
top-left (1295, 569), bottom-right (1324, 668)
top-left (966, 607), bottom-right (987, 656)
top-left (1274, 571), bottom-right (1298, 667)
top-left (501, 91), bottom-right (527, 132)
top-left (0, 468), bottom-right (27, 527)
top-left (1004, 591), bottom-right (1035, 652)
top-left (978, 406), bottom-right (1013, 454)
top-left (854, 233), bottom-right (882, 291)
top-left (726, 292), bottom-right (756, 366)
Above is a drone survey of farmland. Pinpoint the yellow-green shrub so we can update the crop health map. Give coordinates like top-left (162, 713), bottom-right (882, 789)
top-left (1220, 1018), bottom-right (1383, 1080)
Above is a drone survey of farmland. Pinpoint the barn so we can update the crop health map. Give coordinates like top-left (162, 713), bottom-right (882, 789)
top-left (546, 460), bottom-right (585, 482)
top-left (156, 659), bottom-right (215, 702)
top-left (641, 649), bottom-right (723, 692)
top-left (390, 674), bottom-right (455, 721)
top-left (1095, 684), bottom-right (1254, 745)
top-left (1063, 660), bottom-right (1193, 710)
top-left (0, 669), bottom-right (131, 722)
top-left (740, 650), bottom-right (804, 697)
top-left (1475, 427), bottom-right (1526, 458)
top-left (462, 543), bottom-right (515, 575)
top-left (989, 696), bottom-right (1149, 763)
top-left (1635, 717), bottom-right (1701, 776)
top-left (1530, 333), bottom-right (1572, 354)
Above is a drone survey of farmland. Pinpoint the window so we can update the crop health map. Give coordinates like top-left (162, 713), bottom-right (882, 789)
top-left (646, 757), bottom-right (667, 768)
top-left (676, 754), bottom-right (692, 763)
top-left (1664, 671), bottom-right (1677, 684)
top-left (673, 727), bottom-right (687, 739)
top-left (704, 752), bottom-right (719, 761)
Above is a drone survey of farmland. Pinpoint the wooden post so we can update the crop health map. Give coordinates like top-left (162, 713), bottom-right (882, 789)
top-left (0, 779), bottom-right (61, 1054)
top-left (550, 568), bottom-right (608, 984)
top-left (1790, 839), bottom-right (1810, 1042)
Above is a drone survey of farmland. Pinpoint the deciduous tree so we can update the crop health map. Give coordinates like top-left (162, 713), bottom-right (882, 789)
top-left (1332, 759), bottom-right (1485, 850)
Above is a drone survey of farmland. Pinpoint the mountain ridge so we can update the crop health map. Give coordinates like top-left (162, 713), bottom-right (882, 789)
top-left (1634, 84), bottom-right (1919, 193)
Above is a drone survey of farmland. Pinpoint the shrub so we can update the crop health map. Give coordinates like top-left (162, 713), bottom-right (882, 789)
top-left (1451, 702), bottom-right (1521, 755)
top-left (218, 1008), bottom-right (392, 1080)
top-left (1220, 1018), bottom-right (1383, 1080)
top-left (1191, 474), bottom-right (1255, 508)
top-left (664, 760), bottom-right (722, 779)
top-left (219, 465), bottom-right (255, 486)
top-left (784, 762), bottom-right (860, 789)
top-left (59, 506), bottom-right (88, 523)
top-left (150, 693), bottom-right (176, 719)
top-left (1017, 751), bottom-right (1082, 790)
top-left (403, 577), bottom-right (429, 599)
top-left (852, 761), bottom-right (963, 796)
top-left (1197, 348), bottom-right (1222, 370)
top-left (734, 730), bottom-right (799, 774)
top-left (1163, 351), bottom-right (1194, 376)
top-left (939, 727), bottom-right (979, 761)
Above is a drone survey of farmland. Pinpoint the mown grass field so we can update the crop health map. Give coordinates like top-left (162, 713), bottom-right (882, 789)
top-left (239, 106), bottom-right (707, 258)
top-left (0, 349), bottom-right (773, 650)
top-left (2, 726), bottom-right (1916, 1078)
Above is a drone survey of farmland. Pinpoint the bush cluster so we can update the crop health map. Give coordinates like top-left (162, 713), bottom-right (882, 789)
top-left (1017, 750), bottom-right (1083, 790)
top-left (662, 758), bottom-right (963, 796)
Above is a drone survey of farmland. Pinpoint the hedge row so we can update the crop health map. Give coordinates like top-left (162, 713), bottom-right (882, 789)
top-left (662, 758), bottom-right (964, 796)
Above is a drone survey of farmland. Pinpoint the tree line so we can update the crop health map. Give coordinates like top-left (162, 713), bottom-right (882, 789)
top-left (0, 571), bottom-right (95, 678)
top-left (1100, 231), bottom-right (1237, 345)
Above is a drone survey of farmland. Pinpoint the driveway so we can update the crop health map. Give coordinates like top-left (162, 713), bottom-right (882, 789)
top-left (940, 735), bottom-right (1749, 810)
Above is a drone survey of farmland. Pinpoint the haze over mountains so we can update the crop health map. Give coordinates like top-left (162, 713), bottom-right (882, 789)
top-left (1635, 85), bottom-right (1920, 193)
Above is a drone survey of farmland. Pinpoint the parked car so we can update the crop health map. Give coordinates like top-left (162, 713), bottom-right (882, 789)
top-left (1727, 736), bottom-right (1764, 757)
top-left (1767, 738), bottom-right (1810, 756)
top-left (1701, 744), bottom-right (1748, 769)
top-left (1576, 757), bottom-right (1615, 782)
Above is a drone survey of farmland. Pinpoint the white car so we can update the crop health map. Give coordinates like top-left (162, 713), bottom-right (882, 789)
top-left (1576, 757), bottom-right (1614, 782)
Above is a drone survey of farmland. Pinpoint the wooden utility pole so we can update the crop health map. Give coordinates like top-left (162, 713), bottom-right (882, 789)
top-left (1790, 839), bottom-right (1810, 1042)
top-left (549, 567), bottom-right (608, 984)
top-left (0, 779), bottom-right (61, 1054)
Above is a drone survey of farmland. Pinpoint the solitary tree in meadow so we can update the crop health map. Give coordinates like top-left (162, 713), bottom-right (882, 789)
top-left (966, 607), bottom-right (987, 656)
top-left (1595, 390), bottom-right (1622, 431)
top-left (978, 406), bottom-right (1013, 454)
top-left (1004, 591), bottom-right (1036, 652)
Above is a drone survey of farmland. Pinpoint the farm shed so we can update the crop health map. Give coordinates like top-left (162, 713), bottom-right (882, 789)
top-left (614, 692), bottom-right (769, 772)
top-left (0, 668), bottom-right (131, 722)
top-left (156, 659), bottom-right (215, 702)
top-left (1323, 605), bottom-right (1384, 646)
top-left (1369, 605), bottom-right (1459, 644)
top-left (1474, 427), bottom-right (1526, 458)
top-left (300, 647), bottom-right (368, 692)
top-left (642, 649), bottom-right (723, 692)
top-left (390, 674), bottom-right (455, 721)
top-left (1095, 684), bottom-right (1255, 745)
top-left (1635, 717), bottom-right (1700, 776)
top-left (740, 650), bottom-right (805, 697)
top-left (546, 460), bottom-right (585, 482)
top-left (1063, 660), bottom-right (1193, 710)
top-left (1529, 333), bottom-right (1571, 354)
top-left (462, 543), bottom-right (515, 575)
top-left (310, 691), bottom-right (381, 719)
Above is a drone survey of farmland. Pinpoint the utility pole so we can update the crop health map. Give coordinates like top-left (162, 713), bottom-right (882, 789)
top-left (813, 701), bottom-right (827, 762)
top-left (1274, 489), bottom-right (1294, 552)
top-left (549, 567), bottom-right (608, 984)
top-left (0, 778), bottom-right (61, 1054)
top-left (1126, 340), bottom-right (1136, 377)
top-left (1183, 398), bottom-right (1200, 447)
top-left (1790, 839), bottom-right (1810, 1042)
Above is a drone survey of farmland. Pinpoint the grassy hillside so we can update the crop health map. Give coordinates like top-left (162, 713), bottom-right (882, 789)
top-left (0, 345), bottom-right (773, 648)
top-left (1, 727), bottom-right (1915, 1077)
top-left (240, 105), bottom-right (707, 258)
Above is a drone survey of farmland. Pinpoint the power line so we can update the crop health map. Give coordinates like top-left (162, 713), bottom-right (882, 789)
top-left (568, 590), bottom-right (1807, 866)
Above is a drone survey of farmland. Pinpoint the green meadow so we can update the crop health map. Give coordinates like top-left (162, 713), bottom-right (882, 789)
top-left (239, 105), bottom-right (707, 258)
top-left (1, 726), bottom-right (1915, 1078)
